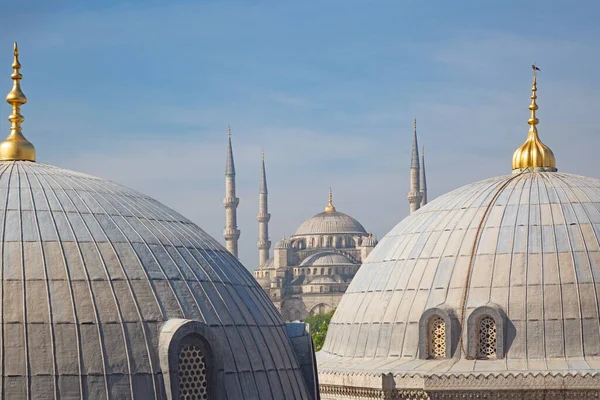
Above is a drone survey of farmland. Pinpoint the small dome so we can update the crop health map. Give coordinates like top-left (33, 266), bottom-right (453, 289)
top-left (275, 236), bottom-right (292, 248)
top-left (294, 211), bottom-right (366, 236)
top-left (300, 252), bottom-right (355, 267)
top-left (362, 234), bottom-right (378, 247)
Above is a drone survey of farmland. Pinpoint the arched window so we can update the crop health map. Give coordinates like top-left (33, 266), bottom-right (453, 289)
top-left (178, 344), bottom-right (209, 399)
top-left (320, 286), bottom-right (324, 293)
top-left (477, 316), bottom-right (497, 359)
top-left (428, 316), bottom-right (446, 359)
top-left (419, 308), bottom-right (454, 360)
top-left (307, 269), bottom-right (311, 275)
top-left (320, 268), bottom-right (324, 275)
top-left (159, 320), bottom-right (217, 400)
top-left (310, 238), bottom-right (315, 247)
top-left (328, 268), bottom-right (332, 275)
top-left (313, 268), bottom-right (317, 275)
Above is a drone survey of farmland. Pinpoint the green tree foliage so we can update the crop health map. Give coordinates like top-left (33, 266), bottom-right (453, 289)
top-left (304, 310), bottom-right (335, 351)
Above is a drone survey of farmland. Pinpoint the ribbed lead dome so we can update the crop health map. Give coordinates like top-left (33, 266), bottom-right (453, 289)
top-left (0, 161), bottom-right (310, 399)
top-left (320, 171), bottom-right (600, 377)
top-left (294, 211), bottom-right (366, 236)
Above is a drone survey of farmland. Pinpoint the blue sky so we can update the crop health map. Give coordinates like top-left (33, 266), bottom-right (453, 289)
top-left (1, 0), bottom-right (600, 269)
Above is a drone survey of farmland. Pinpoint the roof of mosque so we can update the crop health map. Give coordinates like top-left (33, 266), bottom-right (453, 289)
top-left (0, 160), bottom-right (311, 399)
top-left (319, 171), bottom-right (600, 377)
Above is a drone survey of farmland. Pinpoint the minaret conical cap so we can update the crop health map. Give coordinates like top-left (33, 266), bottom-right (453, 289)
top-left (511, 65), bottom-right (556, 172)
top-left (0, 42), bottom-right (35, 162)
top-left (225, 125), bottom-right (235, 176)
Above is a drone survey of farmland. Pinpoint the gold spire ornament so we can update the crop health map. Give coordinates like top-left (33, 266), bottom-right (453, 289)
top-left (0, 42), bottom-right (35, 162)
top-left (511, 65), bottom-right (556, 172)
top-left (324, 187), bottom-right (336, 213)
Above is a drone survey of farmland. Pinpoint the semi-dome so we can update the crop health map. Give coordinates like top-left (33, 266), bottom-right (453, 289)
top-left (300, 252), bottom-right (355, 267)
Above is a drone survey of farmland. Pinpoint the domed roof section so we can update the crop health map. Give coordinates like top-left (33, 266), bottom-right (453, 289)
top-left (300, 251), bottom-right (356, 267)
top-left (361, 233), bottom-right (378, 247)
top-left (294, 211), bottom-right (367, 236)
top-left (320, 171), bottom-right (600, 376)
top-left (309, 276), bottom-right (338, 285)
top-left (0, 161), bottom-right (311, 399)
top-left (275, 235), bottom-right (291, 248)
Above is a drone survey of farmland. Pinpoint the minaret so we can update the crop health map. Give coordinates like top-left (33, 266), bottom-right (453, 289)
top-left (407, 118), bottom-right (422, 213)
top-left (223, 125), bottom-right (240, 257)
top-left (0, 42), bottom-right (35, 162)
top-left (420, 146), bottom-right (427, 207)
top-left (257, 152), bottom-right (271, 267)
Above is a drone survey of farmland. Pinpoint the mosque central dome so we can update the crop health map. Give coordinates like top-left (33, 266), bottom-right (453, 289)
top-left (294, 210), bottom-right (367, 236)
top-left (294, 188), bottom-right (367, 236)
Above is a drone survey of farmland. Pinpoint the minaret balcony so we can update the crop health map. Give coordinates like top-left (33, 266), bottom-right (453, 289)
top-left (257, 239), bottom-right (271, 249)
top-left (223, 228), bottom-right (240, 240)
top-left (223, 197), bottom-right (239, 208)
top-left (407, 191), bottom-right (423, 203)
top-left (256, 212), bottom-right (271, 223)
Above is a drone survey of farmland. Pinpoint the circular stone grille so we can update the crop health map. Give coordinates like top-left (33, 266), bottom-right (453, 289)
top-left (477, 316), bottom-right (497, 358)
top-left (428, 316), bottom-right (446, 358)
top-left (178, 344), bottom-right (208, 400)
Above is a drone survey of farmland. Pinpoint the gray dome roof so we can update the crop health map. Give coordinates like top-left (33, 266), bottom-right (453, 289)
top-left (0, 161), bottom-right (310, 399)
top-left (320, 172), bottom-right (600, 377)
top-left (294, 211), bottom-right (366, 236)
top-left (300, 252), bottom-right (356, 267)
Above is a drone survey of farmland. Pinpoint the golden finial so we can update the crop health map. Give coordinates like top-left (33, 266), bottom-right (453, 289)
top-left (414, 118), bottom-right (416, 132)
top-left (228, 124), bottom-right (231, 137)
top-left (262, 151), bottom-right (265, 161)
top-left (324, 187), bottom-right (336, 213)
top-left (0, 42), bottom-right (35, 162)
top-left (511, 65), bottom-right (556, 172)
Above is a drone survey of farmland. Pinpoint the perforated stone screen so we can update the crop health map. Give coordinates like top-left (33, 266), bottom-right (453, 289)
top-left (477, 316), bottom-right (497, 358)
top-left (178, 344), bottom-right (208, 400)
top-left (428, 316), bottom-right (446, 358)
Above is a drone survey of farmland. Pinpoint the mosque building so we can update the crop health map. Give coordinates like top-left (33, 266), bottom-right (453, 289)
top-left (222, 119), bottom-right (429, 320)
top-left (316, 68), bottom-right (600, 399)
top-left (0, 43), bottom-right (319, 400)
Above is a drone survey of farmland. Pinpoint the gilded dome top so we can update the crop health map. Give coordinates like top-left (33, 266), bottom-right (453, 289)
top-left (512, 66), bottom-right (557, 172)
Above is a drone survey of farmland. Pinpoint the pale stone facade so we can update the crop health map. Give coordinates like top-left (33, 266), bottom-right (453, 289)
top-left (254, 198), bottom-right (377, 320)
